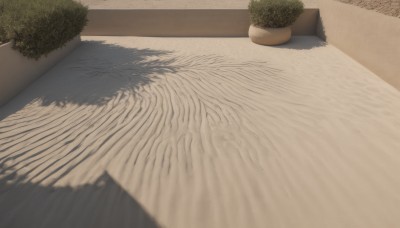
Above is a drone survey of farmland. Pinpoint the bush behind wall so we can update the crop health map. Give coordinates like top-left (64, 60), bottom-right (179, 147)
top-left (249, 0), bottom-right (304, 28)
top-left (0, 0), bottom-right (87, 59)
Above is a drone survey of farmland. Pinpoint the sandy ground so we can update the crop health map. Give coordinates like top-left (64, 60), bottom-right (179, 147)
top-left (77, 0), bottom-right (318, 9)
top-left (1, 36), bottom-right (400, 228)
top-left (336, 0), bottom-right (400, 17)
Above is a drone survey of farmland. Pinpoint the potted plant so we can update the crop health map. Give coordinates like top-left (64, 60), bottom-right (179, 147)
top-left (0, 0), bottom-right (87, 59)
top-left (0, 0), bottom-right (87, 106)
top-left (248, 0), bottom-right (304, 45)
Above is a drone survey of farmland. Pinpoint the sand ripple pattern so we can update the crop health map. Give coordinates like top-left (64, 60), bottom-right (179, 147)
top-left (1, 39), bottom-right (400, 228)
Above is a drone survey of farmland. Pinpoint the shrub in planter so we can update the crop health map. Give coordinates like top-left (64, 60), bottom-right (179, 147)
top-left (248, 0), bottom-right (304, 45)
top-left (0, 0), bottom-right (88, 59)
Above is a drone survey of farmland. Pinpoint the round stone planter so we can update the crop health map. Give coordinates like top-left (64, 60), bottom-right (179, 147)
top-left (248, 25), bottom-right (291, 46)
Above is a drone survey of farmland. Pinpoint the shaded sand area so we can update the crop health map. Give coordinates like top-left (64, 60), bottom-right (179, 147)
top-left (78, 0), bottom-right (318, 9)
top-left (1, 36), bottom-right (400, 228)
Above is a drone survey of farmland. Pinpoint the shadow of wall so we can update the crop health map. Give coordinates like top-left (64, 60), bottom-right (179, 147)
top-left (0, 169), bottom-right (160, 228)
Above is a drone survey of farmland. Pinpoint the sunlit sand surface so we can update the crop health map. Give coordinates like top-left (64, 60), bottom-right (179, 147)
top-left (1, 36), bottom-right (400, 228)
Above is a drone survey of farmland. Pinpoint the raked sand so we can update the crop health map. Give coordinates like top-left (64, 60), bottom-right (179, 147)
top-left (1, 36), bottom-right (400, 228)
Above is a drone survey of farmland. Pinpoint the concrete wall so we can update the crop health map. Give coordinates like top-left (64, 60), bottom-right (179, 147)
top-left (317, 0), bottom-right (400, 89)
top-left (83, 9), bottom-right (318, 36)
top-left (0, 37), bottom-right (81, 106)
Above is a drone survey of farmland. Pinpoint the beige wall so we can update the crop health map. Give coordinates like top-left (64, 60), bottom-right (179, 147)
top-left (0, 37), bottom-right (81, 106)
top-left (83, 9), bottom-right (318, 36)
top-left (317, 0), bottom-right (400, 89)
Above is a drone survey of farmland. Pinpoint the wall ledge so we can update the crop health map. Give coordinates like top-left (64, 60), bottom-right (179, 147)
top-left (0, 36), bottom-right (81, 106)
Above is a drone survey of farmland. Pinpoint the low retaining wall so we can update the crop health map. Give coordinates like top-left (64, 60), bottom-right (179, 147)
top-left (0, 37), bottom-right (81, 106)
top-left (83, 9), bottom-right (318, 36)
top-left (317, 0), bottom-right (400, 89)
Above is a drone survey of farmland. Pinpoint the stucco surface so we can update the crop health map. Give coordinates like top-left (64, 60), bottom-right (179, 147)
top-left (318, 0), bottom-right (400, 90)
top-left (0, 37), bottom-right (81, 106)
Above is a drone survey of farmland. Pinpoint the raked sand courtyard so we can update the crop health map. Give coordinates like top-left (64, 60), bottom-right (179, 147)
top-left (1, 36), bottom-right (400, 228)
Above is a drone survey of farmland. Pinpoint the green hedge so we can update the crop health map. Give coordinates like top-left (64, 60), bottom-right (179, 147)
top-left (0, 0), bottom-right (87, 59)
top-left (249, 0), bottom-right (304, 28)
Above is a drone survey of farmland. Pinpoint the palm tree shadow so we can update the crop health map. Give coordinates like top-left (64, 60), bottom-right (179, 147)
top-left (0, 169), bottom-right (160, 228)
top-left (0, 41), bottom-right (179, 120)
top-left (38, 41), bottom-right (179, 107)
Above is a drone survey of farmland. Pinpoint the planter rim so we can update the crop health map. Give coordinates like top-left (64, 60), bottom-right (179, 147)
top-left (249, 24), bottom-right (292, 46)
top-left (250, 24), bottom-right (292, 30)
top-left (0, 36), bottom-right (81, 106)
top-left (0, 41), bottom-right (12, 48)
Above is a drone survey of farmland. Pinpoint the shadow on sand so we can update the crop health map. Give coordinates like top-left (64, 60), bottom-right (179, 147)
top-left (0, 168), bottom-right (160, 228)
top-left (0, 40), bottom-right (180, 120)
top-left (270, 36), bottom-right (327, 50)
